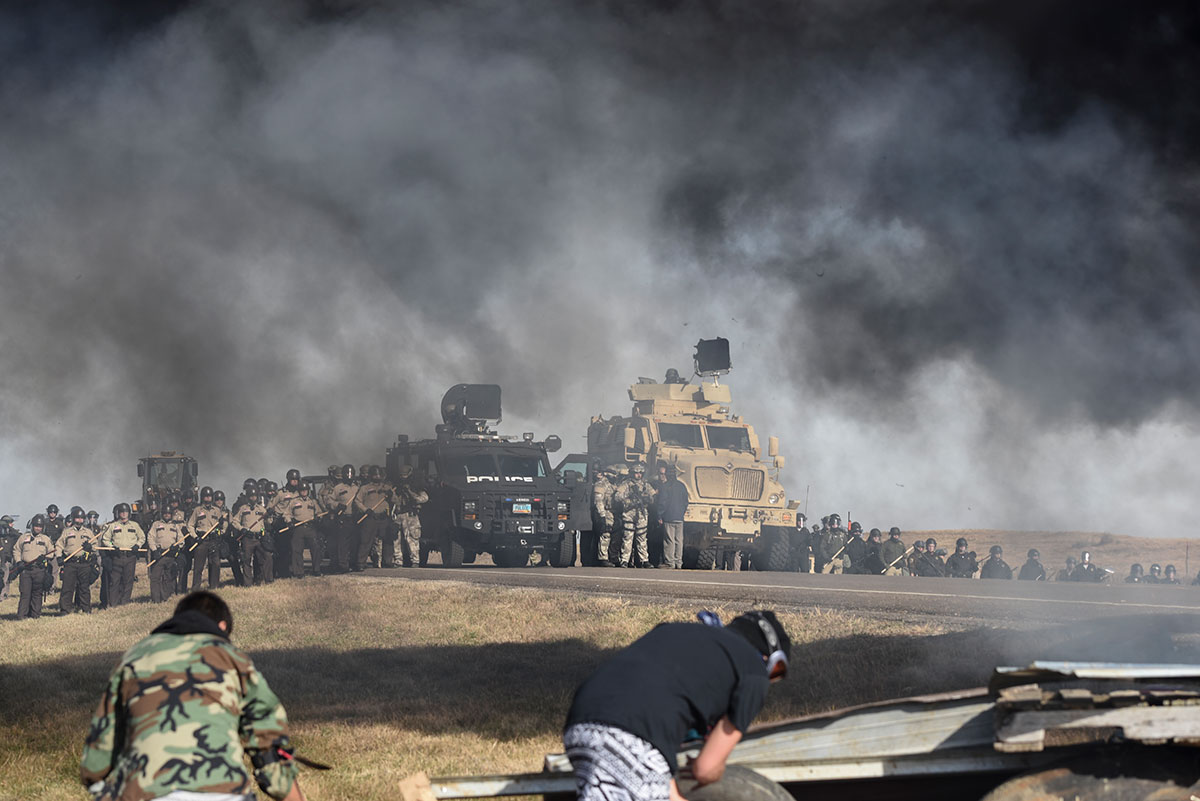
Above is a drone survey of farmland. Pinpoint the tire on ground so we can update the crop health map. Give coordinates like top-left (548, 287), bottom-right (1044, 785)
top-left (764, 529), bottom-right (791, 572)
top-left (441, 535), bottom-right (464, 567)
top-left (549, 533), bottom-right (576, 568)
top-left (695, 545), bottom-right (717, 571)
top-left (676, 766), bottom-right (793, 801)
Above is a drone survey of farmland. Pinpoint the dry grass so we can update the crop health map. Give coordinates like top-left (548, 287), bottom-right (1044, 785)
top-left (908, 529), bottom-right (1199, 580)
top-left (2, 570), bottom-right (1198, 801)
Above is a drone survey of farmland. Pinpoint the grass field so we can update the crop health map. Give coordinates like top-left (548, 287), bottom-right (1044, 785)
top-left (2, 528), bottom-right (1198, 801)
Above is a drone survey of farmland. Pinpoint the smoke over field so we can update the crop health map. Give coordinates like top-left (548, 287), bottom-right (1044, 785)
top-left (0, 1), bottom-right (1197, 535)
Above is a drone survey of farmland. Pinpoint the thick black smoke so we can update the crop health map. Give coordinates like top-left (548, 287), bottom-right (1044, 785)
top-left (0, 1), bottom-right (1197, 533)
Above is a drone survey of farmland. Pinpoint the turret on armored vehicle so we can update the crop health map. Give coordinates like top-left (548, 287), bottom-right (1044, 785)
top-left (386, 384), bottom-right (575, 568)
top-left (587, 339), bottom-right (803, 570)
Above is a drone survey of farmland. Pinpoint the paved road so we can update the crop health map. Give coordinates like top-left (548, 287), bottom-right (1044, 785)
top-left (366, 565), bottom-right (1200, 626)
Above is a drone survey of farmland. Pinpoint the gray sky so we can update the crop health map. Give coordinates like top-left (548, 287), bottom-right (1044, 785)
top-left (1, 1), bottom-right (1197, 535)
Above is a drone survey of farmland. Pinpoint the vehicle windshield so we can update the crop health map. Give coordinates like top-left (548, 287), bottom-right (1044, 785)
top-left (706, 426), bottom-right (752, 452)
top-left (147, 461), bottom-right (185, 489)
top-left (658, 423), bottom-right (704, 448)
top-left (499, 454), bottom-right (547, 478)
top-left (446, 454), bottom-right (499, 478)
top-left (557, 459), bottom-right (589, 479)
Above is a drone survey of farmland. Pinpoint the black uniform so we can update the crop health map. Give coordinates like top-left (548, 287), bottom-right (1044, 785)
top-left (843, 536), bottom-right (867, 573)
top-left (1018, 560), bottom-right (1046, 581)
top-left (1070, 563), bottom-right (1105, 582)
top-left (946, 552), bottom-right (978, 578)
top-left (979, 557), bottom-right (1013, 579)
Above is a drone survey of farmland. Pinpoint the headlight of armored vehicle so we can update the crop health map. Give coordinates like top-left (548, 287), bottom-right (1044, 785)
top-left (463, 500), bottom-right (477, 513)
top-left (556, 501), bottom-right (569, 513)
top-left (768, 493), bottom-right (780, 504)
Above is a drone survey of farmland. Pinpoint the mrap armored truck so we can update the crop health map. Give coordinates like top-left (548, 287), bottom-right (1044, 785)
top-left (386, 384), bottom-right (575, 568)
top-left (587, 339), bottom-right (803, 570)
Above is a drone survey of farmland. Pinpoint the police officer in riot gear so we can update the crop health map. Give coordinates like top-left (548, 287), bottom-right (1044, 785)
top-left (946, 537), bottom-right (978, 578)
top-left (57, 509), bottom-right (99, 613)
top-left (1018, 548), bottom-right (1046, 581)
top-left (979, 545), bottom-right (1013, 579)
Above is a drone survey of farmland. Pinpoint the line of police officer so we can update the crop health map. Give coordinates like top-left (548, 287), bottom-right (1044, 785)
top-left (0, 463), bottom-right (429, 619)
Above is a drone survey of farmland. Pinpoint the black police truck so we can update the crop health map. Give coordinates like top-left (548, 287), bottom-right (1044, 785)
top-left (385, 384), bottom-right (576, 568)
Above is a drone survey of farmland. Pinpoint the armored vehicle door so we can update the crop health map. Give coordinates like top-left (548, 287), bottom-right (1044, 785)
top-left (554, 453), bottom-right (593, 532)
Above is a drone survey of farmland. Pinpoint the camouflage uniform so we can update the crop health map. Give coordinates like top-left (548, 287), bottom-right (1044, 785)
top-left (614, 471), bottom-right (656, 567)
top-left (57, 522), bottom-right (99, 613)
top-left (0, 518), bottom-right (20, 602)
top-left (80, 612), bottom-right (298, 800)
top-left (14, 529), bottom-right (54, 618)
top-left (146, 519), bottom-right (187, 603)
top-left (101, 518), bottom-right (147, 607)
top-left (393, 477), bottom-right (429, 568)
top-left (591, 471), bottom-right (616, 564)
top-left (186, 503), bottom-right (227, 590)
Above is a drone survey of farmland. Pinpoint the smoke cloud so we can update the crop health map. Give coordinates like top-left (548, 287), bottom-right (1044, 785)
top-left (1, 1), bottom-right (1197, 536)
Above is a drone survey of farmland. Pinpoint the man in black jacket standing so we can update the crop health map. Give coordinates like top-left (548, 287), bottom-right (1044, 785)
top-left (655, 466), bottom-right (688, 570)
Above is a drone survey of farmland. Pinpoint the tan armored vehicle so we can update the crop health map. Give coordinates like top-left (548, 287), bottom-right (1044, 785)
top-left (587, 339), bottom-right (803, 570)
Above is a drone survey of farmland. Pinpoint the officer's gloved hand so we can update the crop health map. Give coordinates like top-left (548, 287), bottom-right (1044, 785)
top-left (83, 542), bottom-right (93, 553)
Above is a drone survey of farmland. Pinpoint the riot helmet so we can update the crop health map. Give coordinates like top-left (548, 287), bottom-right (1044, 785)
top-left (1166, 564), bottom-right (1178, 579)
top-left (47, 504), bottom-right (59, 516)
top-left (286, 468), bottom-right (301, 485)
top-left (30, 514), bottom-right (46, 529)
top-left (1080, 551), bottom-right (1092, 564)
top-left (889, 526), bottom-right (902, 538)
top-left (912, 540), bottom-right (926, 551)
top-left (989, 545), bottom-right (1002, 556)
top-left (243, 478), bottom-right (258, 493)
top-left (925, 537), bottom-right (937, 550)
top-left (1129, 563), bottom-right (1144, 578)
top-left (341, 464), bottom-right (356, 481)
top-left (397, 465), bottom-right (414, 479)
top-left (115, 502), bottom-right (131, 518)
top-left (955, 537), bottom-right (968, 551)
top-left (850, 521), bottom-right (863, 534)
top-left (200, 486), bottom-right (214, 502)
top-left (213, 489), bottom-right (226, 503)
top-left (1150, 563), bottom-right (1162, 576)
top-left (1027, 548), bottom-right (1040, 559)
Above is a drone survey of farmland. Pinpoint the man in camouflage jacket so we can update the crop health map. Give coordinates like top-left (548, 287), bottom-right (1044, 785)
top-left (81, 591), bottom-right (305, 801)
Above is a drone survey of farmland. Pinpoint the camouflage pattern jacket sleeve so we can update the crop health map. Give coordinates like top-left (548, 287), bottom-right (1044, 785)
top-left (80, 618), bottom-right (299, 800)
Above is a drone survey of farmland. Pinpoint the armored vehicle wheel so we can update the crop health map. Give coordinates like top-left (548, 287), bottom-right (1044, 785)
top-left (695, 545), bottom-right (717, 571)
top-left (676, 765), bottom-right (792, 801)
top-left (548, 534), bottom-right (576, 568)
top-left (440, 535), bottom-right (464, 567)
top-left (755, 529), bottom-right (791, 572)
